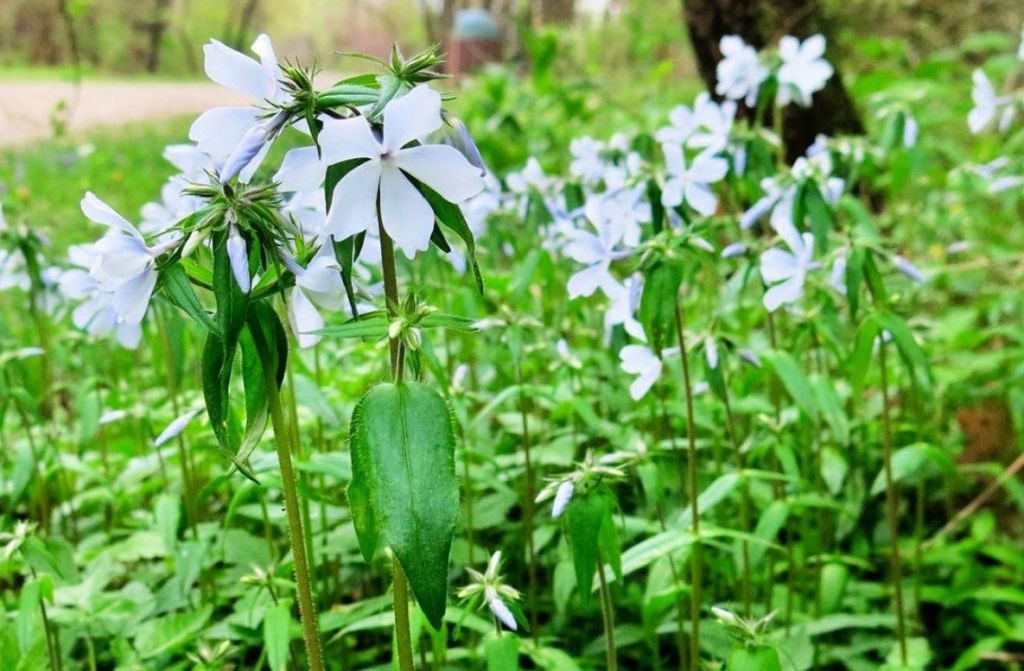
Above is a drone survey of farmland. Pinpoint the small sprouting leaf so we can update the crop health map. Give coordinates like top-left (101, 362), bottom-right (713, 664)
top-left (348, 382), bottom-right (459, 629)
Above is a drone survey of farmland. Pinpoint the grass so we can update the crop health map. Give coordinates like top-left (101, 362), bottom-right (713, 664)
top-left (0, 118), bottom-right (193, 247)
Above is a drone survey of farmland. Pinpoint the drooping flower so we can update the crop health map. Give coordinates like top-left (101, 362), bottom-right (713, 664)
top-left (58, 242), bottom-right (143, 348)
top-left (457, 551), bottom-right (522, 632)
top-left (153, 408), bottom-right (203, 447)
top-left (189, 34), bottom-right (290, 183)
top-left (716, 35), bottom-right (769, 107)
top-left (551, 480), bottom-right (575, 518)
top-left (777, 35), bottom-right (834, 108)
top-left (82, 192), bottom-right (173, 326)
top-left (283, 247), bottom-right (347, 349)
top-left (317, 85), bottom-right (485, 257)
top-left (661, 145), bottom-right (728, 216)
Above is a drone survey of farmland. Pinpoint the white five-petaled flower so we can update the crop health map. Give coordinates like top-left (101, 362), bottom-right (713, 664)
top-left (81, 192), bottom-right (173, 326)
top-left (967, 70), bottom-right (1016, 134)
top-left (563, 203), bottom-right (631, 299)
top-left (317, 85), bottom-right (485, 258)
top-left (58, 242), bottom-right (142, 348)
top-left (661, 145), bottom-right (728, 216)
top-left (759, 226), bottom-right (818, 312)
top-left (603, 274), bottom-right (646, 342)
top-left (619, 344), bottom-right (679, 401)
top-left (569, 136), bottom-right (608, 185)
top-left (716, 35), bottom-right (769, 107)
top-left (283, 247), bottom-right (347, 349)
top-left (190, 34), bottom-right (288, 183)
top-left (776, 35), bottom-right (834, 108)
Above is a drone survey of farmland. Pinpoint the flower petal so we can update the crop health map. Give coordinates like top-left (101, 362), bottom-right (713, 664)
top-left (395, 144), bottom-right (484, 203)
top-left (319, 116), bottom-right (382, 164)
top-left (289, 287), bottom-right (324, 349)
top-left (275, 146), bottom-right (326, 192)
top-left (203, 38), bottom-right (271, 101)
top-left (383, 85), bottom-right (443, 152)
top-left (189, 106), bottom-right (260, 157)
top-left (323, 160), bottom-right (382, 241)
top-left (378, 166), bottom-right (436, 257)
top-left (759, 248), bottom-right (799, 283)
top-left (763, 275), bottom-right (804, 312)
top-left (81, 192), bottom-right (141, 238)
top-left (113, 268), bottom-right (157, 324)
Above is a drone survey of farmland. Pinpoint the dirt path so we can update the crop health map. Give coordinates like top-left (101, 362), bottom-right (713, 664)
top-left (0, 79), bottom-right (248, 147)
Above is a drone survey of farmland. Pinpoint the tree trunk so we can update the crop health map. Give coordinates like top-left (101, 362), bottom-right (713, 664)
top-left (682, 0), bottom-right (864, 161)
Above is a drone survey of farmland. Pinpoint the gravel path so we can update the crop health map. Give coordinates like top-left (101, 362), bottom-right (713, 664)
top-left (0, 79), bottom-right (246, 147)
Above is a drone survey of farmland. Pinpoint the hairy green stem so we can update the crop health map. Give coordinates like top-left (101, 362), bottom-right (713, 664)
top-left (378, 219), bottom-right (416, 671)
top-left (597, 551), bottom-right (618, 671)
top-left (878, 341), bottom-right (908, 665)
top-left (672, 298), bottom-right (701, 670)
top-left (265, 366), bottom-right (325, 671)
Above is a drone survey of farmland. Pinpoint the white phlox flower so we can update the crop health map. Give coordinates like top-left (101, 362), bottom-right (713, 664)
top-left (82, 192), bottom-right (174, 327)
top-left (620, 344), bottom-right (680, 401)
top-left (777, 34), bottom-right (834, 108)
top-left (283, 247), bottom-right (348, 349)
top-left (661, 145), bottom-right (728, 216)
top-left (564, 201), bottom-right (631, 299)
top-left (317, 85), bottom-right (485, 258)
top-left (759, 223), bottom-right (818, 312)
top-left (569, 136), bottom-right (608, 185)
top-left (190, 34), bottom-right (290, 183)
top-left (603, 274), bottom-right (646, 342)
top-left (716, 35), bottom-right (769, 107)
top-left (58, 242), bottom-right (142, 348)
top-left (967, 70), bottom-right (1016, 134)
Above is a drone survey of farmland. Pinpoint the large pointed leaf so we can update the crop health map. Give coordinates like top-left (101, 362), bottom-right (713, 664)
top-left (348, 381), bottom-right (459, 629)
top-left (639, 260), bottom-right (684, 351)
top-left (564, 487), bottom-right (614, 606)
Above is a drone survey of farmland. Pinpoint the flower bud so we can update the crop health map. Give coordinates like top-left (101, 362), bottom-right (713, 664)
top-left (226, 226), bottom-right (251, 294)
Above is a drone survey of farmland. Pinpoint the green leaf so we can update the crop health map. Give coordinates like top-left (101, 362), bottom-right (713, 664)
top-left (564, 487), bottom-right (614, 606)
top-left (238, 302), bottom-right (288, 463)
top-left (845, 248), bottom-right (865, 320)
top-left (639, 260), bottom-right (683, 351)
top-left (161, 263), bottom-right (218, 334)
top-left (750, 501), bottom-right (788, 569)
top-left (133, 606), bottom-right (212, 659)
top-left (762, 350), bottom-right (818, 421)
top-left (418, 180), bottom-right (484, 293)
top-left (870, 443), bottom-right (954, 496)
top-left (264, 601), bottom-right (292, 671)
top-left (728, 645), bottom-right (783, 671)
top-left (348, 382), bottom-right (459, 628)
top-left (801, 180), bottom-right (833, 256)
top-left (811, 374), bottom-right (849, 444)
top-left (485, 633), bottom-right (521, 671)
top-left (876, 312), bottom-right (932, 394)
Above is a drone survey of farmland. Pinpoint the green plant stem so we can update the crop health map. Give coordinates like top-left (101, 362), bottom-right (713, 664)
top-left (672, 297), bottom-right (701, 670)
top-left (265, 371), bottom-right (325, 671)
top-left (378, 219), bottom-right (416, 671)
top-left (514, 359), bottom-right (538, 636)
top-left (720, 380), bottom-right (753, 617)
top-left (597, 551), bottom-right (618, 671)
top-left (157, 310), bottom-right (199, 539)
top-left (878, 341), bottom-right (908, 665)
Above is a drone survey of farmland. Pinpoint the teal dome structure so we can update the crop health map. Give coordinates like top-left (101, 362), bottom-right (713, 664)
top-left (452, 9), bottom-right (502, 40)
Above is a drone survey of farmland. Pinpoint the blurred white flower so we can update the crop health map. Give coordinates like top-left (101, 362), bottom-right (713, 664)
top-left (604, 274), bottom-right (646, 342)
top-left (967, 70), bottom-right (1016, 134)
top-left (892, 255), bottom-right (925, 283)
top-left (59, 242), bottom-right (142, 348)
top-left (564, 203), bottom-right (631, 299)
top-left (716, 35), bottom-right (768, 107)
top-left (153, 408), bottom-right (203, 447)
top-left (661, 145), bottom-right (728, 216)
top-left (551, 480), bottom-right (574, 518)
top-left (721, 242), bottom-right (748, 259)
top-left (457, 551), bottom-right (522, 632)
top-left (317, 85), bottom-right (484, 257)
top-left (777, 35), bottom-right (834, 108)
top-left (704, 336), bottom-right (718, 369)
top-left (82, 192), bottom-right (173, 327)
top-left (830, 255), bottom-right (847, 295)
top-left (620, 344), bottom-right (666, 400)
top-left (569, 136), bottom-right (608, 185)
top-left (760, 227), bottom-right (817, 312)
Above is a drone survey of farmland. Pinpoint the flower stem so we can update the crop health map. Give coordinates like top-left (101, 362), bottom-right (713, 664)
top-left (515, 358), bottom-right (538, 636)
top-left (672, 297), bottom-right (701, 669)
top-left (878, 340), bottom-right (908, 665)
top-left (264, 364), bottom-right (325, 671)
top-left (720, 379), bottom-right (753, 617)
top-left (378, 219), bottom-right (416, 671)
top-left (597, 551), bottom-right (618, 671)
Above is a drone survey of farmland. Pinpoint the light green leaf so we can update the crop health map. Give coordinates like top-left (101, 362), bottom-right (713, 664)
top-left (348, 382), bottom-right (459, 629)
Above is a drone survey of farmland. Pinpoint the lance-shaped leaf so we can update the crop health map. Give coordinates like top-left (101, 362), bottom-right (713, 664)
top-left (639, 260), bottom-right (684, 351)
top-left (348, 381), bottom-right (459, 629)
top-left (416, 179), bottom-right (484, 293)
top-left (564, 486), bottom-right (616, 606)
